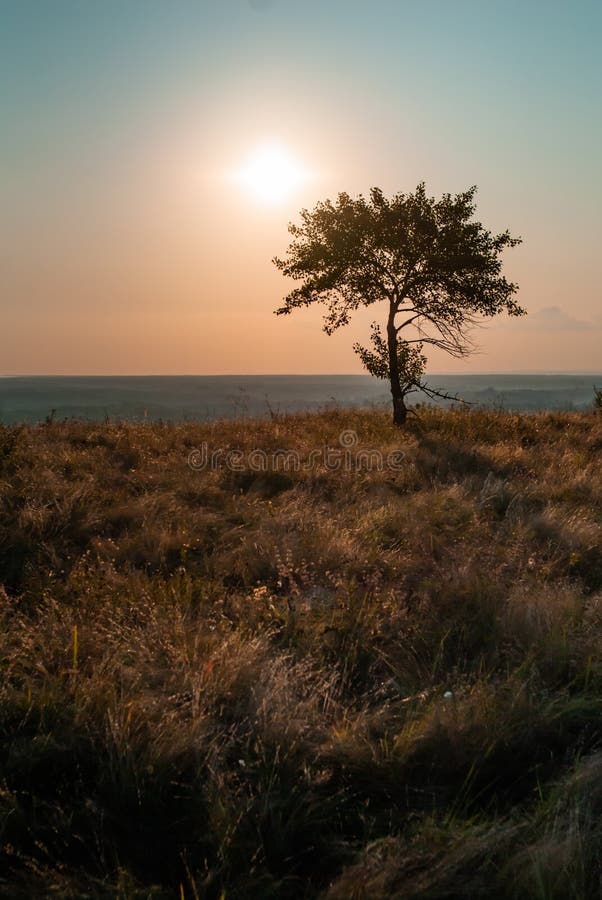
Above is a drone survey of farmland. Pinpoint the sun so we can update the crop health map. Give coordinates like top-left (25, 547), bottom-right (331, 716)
top-left (234, 141), bottom-right (310, 205)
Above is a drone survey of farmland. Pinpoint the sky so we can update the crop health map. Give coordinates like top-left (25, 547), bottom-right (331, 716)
top-left (1, 0), bottom-right (601, 375)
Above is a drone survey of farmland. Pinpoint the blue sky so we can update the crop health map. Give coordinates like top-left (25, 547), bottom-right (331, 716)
top-left (1, 0), bottom-right (601, 373)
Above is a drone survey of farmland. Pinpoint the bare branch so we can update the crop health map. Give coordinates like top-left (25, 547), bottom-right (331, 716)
top-left (416, 382), bottom-right (472, 405)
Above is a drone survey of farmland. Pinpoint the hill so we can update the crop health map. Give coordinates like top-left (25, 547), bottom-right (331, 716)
top-left (1, 407), bottom-right (602, 898)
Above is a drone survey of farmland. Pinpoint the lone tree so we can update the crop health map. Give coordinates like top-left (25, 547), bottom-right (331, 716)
top-left (273, 183), bottom-right (524, 425)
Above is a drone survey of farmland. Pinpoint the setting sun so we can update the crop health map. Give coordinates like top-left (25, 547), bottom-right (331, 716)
top-left (233, 141), bottom-right (311, 205)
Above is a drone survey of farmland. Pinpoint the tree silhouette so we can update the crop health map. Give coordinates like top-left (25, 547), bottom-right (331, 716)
top-left (274, 183), bottom-right (524, 425)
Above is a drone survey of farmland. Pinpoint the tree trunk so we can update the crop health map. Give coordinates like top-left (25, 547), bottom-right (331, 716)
top-left (387, 309), bottom-right (407, 427)
top-left (391, 394), bottom-right (408, 426)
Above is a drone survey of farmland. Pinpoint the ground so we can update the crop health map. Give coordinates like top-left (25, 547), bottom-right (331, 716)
top-left (1, 406), bottom-right (602, 898)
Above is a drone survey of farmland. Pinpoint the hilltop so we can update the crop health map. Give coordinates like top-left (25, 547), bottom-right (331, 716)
top-left (1, 407), bottom-right (602, 898)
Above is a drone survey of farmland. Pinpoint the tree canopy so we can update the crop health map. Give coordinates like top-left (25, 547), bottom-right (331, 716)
top-left (274, 183), bottom-right (524, 424)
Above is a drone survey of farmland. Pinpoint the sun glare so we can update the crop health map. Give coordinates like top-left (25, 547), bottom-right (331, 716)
top-left (233, 142), bottom-right (310, 205)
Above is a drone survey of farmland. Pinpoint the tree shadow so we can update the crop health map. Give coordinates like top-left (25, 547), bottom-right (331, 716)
top-left (413, 432), bottom-right (512, 482)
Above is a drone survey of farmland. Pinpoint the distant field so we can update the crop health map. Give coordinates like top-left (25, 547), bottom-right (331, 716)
top-left (1, 373), bottom-right (602, 424)
top-left (1, 407), bottom-right (602, 897)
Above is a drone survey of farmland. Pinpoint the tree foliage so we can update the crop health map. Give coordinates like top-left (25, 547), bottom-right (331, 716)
top-left (274, 183), bottom-right (524, 424)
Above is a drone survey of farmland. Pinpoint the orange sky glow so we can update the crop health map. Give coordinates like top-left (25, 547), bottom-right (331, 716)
top-left (2, 2), bottom-right (600, 374)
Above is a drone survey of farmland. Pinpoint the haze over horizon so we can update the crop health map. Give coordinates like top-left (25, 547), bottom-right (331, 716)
top-left (2, 0), bottom-right (601, 375)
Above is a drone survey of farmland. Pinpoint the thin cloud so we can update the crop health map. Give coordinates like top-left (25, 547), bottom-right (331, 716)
top-left (504, 306), bottom-right (600, 332)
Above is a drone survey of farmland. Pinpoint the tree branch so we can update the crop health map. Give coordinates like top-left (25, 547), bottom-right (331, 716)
top-left (416, 382), bottom-right (472, 405)
top-left (395, 313), bottom-right (421, 332)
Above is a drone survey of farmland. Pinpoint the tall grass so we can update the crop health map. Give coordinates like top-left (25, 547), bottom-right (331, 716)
top-left (0, 407), bottom-right (602, 897)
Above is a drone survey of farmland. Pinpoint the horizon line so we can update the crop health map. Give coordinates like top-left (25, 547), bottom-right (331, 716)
top-left (2, 371), bottom-right (602, 379)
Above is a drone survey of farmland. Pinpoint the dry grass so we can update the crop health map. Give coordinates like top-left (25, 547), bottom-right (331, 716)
top-left (1, 406), bottom-right (602, 897)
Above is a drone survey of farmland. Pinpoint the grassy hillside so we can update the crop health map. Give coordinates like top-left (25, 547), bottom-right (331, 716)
top-left (1, 407), bottom-right (602, 898)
